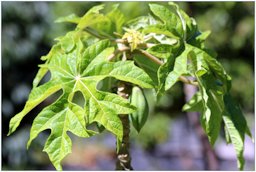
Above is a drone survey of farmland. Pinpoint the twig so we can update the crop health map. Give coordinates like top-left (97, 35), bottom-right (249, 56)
top-left (179, 76), bottom-right (198, 86)
top-left (115, 39), bottom-right (126, 44)
top-left (122, 52), bottom-right (127, 61)
top-left (84, 27), bottom-right (106, 39)
top-left (136, 49), bottom-right (163, 65)
top-left (114, 32), bottom-right (123, 37)
top-left (107, 50), bottom-right (119, 61)
top-left (107, 45), bottom-right (130, 61)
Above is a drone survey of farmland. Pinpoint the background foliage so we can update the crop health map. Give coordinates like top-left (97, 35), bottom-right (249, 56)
top-left (2, 1), bottom-right (254, 170)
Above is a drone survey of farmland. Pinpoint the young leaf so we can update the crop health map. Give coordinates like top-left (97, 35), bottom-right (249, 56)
top-left (149, 4), bottom-right (184, 38)
top-left (106, 4), bottom-right (126, 34)
top-left (77, 4), bottom-right (108, 29)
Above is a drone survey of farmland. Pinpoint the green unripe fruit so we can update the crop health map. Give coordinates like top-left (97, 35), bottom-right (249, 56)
top-left (130, 86), bottom-right (149, 132)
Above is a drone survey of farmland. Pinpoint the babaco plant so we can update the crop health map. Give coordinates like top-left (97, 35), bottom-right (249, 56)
top-left (8, 2), bottom-right (252, 170)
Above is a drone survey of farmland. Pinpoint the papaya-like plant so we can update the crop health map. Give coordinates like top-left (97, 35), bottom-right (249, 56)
top-left (8, 2), bottom-right (253, 170)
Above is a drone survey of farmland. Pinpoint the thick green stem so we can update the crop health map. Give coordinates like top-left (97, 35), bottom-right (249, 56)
top-left (116, 82), bottom-right (133, 170)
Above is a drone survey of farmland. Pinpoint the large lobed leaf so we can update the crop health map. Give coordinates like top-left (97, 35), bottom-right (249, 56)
top-left (183, 43), bottom-right (252, 169)
top-left (8, 30), bottom-right (153, 170)
top-left (56, 4), bottom-right (126, 37)
top-left (147, 3), bottom-right (199, 95)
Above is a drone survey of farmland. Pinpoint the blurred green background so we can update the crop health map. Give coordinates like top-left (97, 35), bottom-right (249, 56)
top-left (2, 1), bottom-right (254, 170)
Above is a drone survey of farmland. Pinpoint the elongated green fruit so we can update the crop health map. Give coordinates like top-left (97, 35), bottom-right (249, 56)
top-left (130, 86), bottom-right (149, 132)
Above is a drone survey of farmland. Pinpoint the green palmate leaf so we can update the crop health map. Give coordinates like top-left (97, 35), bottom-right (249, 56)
top-left (185, 43), bottom-right (252, 170)
top-left (106, 4), bottom-right (126, 34)
top-left (149, 4), bottom-right (184, 38)
top-left (164, 54), bottom-right (187, 90)
top-left (91, 4), bottom-right (127, 38)
top-left (76, 5), bottom-right (117, 38)
top-left (188, 44), bottom-right (251, 150)
top-left (56, 5), bottom-right (125, 38)
top-left (187, 44), bottom-right (226, 145)
top-left (74, 78), bottom-right (134, 138)
top-left (9, 31), bottom-right (153, 169)
top-left (27, 94), bottom-right (96, 170)
top-left (77, 4), bottom-right (108, 29)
